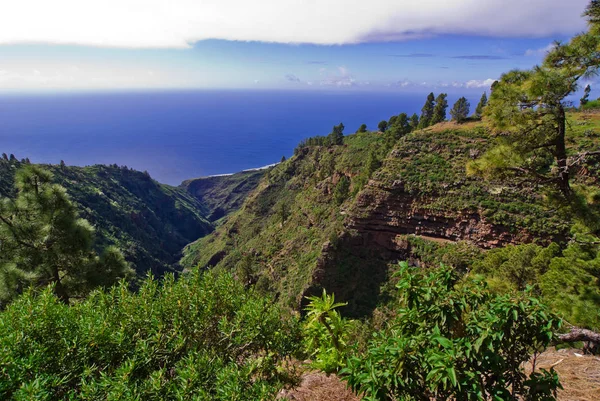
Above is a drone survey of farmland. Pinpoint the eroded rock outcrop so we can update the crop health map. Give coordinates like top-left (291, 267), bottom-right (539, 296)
top-left (345, 180), bottom-right (533, 256)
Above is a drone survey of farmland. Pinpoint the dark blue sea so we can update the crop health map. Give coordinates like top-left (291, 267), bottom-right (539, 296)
top-left (0, 90), bottom-right (478, 185)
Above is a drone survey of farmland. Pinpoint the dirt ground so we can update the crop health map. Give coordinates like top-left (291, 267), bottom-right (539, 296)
top-left (279, 348), bottom-right (600, 401)
top-left (278, 371), bottom-right (359, 401)
top-left (524, 348), bottom-right (600, 401)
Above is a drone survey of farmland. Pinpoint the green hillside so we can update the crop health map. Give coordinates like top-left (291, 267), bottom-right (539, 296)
top-left (0, 160), bottom-right (213, 277)
top-left (180, 169), bottom-right (266, 222)
top-left (182, 112), bottom-right (599, 318)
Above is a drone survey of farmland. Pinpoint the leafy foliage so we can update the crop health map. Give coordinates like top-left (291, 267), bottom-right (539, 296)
top-left (331, 123), bottom-right (345, 145)
top-left (342, 263), bottom-right (562, 401)
top-left (333, 176), bottom-right (351, 205)
top-left (581, 84), bottom-right (591, 107)
top-left (0, 270), bottom-right (301, 400)
top-left (303, 290), bottom-right (351, 373)
top-left (0, 166), bottom-right (132, 305)
top-left (471, 5), bottom-right (600, 197)
top-left (473, 238), bottom-right (600, 330)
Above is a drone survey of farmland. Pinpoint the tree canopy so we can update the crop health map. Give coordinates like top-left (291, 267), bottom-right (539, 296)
top-left (430, 93), bottom-right (448, 125)
top-left (450, 96), bottom-right (470, 123)
top-left (418, 92), bottom-right (435, 128)
top-left (330, 122), bottom-right (345, 145)
top-left (474, 92), bottom-right (488, 119)
top-left (468, 6), bottom-right (600, 197)
top-left (0, 166), bottom-right (131, 304)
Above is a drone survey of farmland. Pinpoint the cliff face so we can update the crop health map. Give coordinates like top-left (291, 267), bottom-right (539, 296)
top-left (180, 170), bottom-right (265, 221)
top-left (345, 180), bottom-right (531, 254)
top-left (182, 126), bottom-right (575, 317)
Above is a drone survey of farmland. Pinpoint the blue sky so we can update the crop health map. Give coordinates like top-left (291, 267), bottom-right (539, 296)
top-left (0, 0), bottom-right (592, 93)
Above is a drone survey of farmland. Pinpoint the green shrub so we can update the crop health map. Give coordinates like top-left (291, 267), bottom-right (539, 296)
top-left (582, 99), bottom-right (600, 109)
top-left (472, 240), bottom-right (600, 330)
top-left (303, 290), bottom-right (352, 373)
top-left (342, 262), bottom-right (562, 401)
top-left (0, 271), bottom-right (301, 400)
top-left (333, 176), bottom-right (350, 205)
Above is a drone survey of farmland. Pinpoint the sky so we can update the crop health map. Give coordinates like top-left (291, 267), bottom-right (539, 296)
top-left (0, 0), bottom-right (592, 93)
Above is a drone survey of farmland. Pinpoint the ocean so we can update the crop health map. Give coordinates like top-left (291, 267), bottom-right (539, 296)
top-left (0, 90), bottom-right (478, 185)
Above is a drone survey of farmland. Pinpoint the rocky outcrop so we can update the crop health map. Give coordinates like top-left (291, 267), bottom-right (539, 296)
top-left (345, 180), bottom-right (533, 255)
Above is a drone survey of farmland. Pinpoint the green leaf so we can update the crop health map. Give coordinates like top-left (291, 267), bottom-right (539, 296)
top-left (447, 367), bottom-right (457, 387)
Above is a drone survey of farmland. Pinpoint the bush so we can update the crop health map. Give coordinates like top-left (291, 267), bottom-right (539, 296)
top-left (0, 271), bottom-right (301, 400)
top-left (582, 99), bottom-right (600, 109)
top-left (333, 176), bottom-right (350, 205)
top-left (303, 290), bottom-right (352, 373)
top-left (342, 263), bottom-right (562, 401)
top-left (472, 240), bottom-right (600, 330)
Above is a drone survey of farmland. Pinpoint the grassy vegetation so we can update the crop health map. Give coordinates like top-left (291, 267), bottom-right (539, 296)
top-left (376, 123), bottom-right (581, 238)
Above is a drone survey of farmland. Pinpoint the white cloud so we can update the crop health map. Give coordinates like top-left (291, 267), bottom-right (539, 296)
top-left (524, 43), bottom-right (557, 57)
top-left (465, 78), bottom-right (496, 88)
top-left (0, 0), bottom-right (588, 48)
top-left (285, 74), bottom-right (301, 83)
top-left (390, 78), bottom-right (496, 90)
top-left (320, 66), bottom-right (356, 87)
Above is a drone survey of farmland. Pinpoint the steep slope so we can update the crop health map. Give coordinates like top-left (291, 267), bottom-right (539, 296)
top-left (181, 132), bottom-right (386, 315)
top-left (182, 115), bottom-right (597, 317)
top-left (0, 160), bottom-right (213, 277)
top-left (180, 169), bottom-right (265, 221)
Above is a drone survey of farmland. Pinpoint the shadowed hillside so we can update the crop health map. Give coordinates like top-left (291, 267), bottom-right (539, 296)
top-left (180, 169), bottom-right (266, 222)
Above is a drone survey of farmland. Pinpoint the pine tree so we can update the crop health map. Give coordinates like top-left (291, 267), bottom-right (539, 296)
top-left (409, 113), bottom-right (419, 131)
top-left (333, 175), bottom-right (350, 205)
top-left (470, 2), bottom-right (600, 197)
top-left (430, 93), bottom-right (448, 125)
top-left (469, 65), bottom-right (596, 197)
top-left (580, 84), bottom-right (591, 107)
top-left (474, 92), bottom-right (488, 119)
top-left (365, 151), bottom-right (381, 176)
top-left (388, 115), bottom-right (398, 127)
top-left (378, 120), bottom-right (388, 132)
top-left (0, 166), bottom-right (132, 304)
top-left (394, 113), bottom-right (411, 136)
top-left (418, 92), bottom-right (436, 128)
top-left (450, 97), bottom-right (470, 123)
top-left (330, 123), bottom-right (345, 145)
top-left (356, 124), bottom-right (367, 133)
